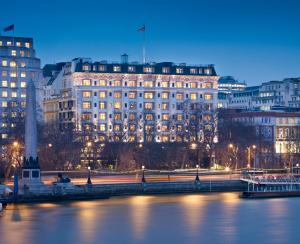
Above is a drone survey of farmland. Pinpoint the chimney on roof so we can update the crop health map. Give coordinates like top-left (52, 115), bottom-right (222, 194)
top-left (121, 53), bottom-right (128, 64)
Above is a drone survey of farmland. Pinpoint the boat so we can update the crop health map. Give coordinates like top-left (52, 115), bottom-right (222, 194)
top-left (240, 175), bottom-right (300, 199)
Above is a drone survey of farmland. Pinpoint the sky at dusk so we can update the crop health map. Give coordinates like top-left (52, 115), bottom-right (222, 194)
top-left (1, 0), bottom-right (300, 85)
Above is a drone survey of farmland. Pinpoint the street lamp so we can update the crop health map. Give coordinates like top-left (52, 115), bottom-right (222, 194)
top-left (195, 164), bottom-right (200, 181)
top-left (13, 141), bottom-right (18, 147)
top-left (48, 143), bottom-right (52, 148)
top-left (141, 165), bottom-right (146, 183)
top-left (87, 166), bottom-right (92, 184)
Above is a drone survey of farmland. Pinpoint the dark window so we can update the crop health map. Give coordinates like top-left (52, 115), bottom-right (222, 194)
top-left (23, 170), bottom-right (30, 178)
top-left (32, 170), bottom-right (40, 178)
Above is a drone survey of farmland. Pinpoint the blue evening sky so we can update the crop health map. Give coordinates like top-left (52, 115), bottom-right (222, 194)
top-left (1, 0), bottom-right (300, 85)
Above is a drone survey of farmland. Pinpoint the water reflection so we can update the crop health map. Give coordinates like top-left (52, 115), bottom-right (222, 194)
top-left (180, 195), bottom-right (206, 235)
top-left (129, 196), bottom-right (153, 240)
top-left (0, 193), bottom-right (299, 244)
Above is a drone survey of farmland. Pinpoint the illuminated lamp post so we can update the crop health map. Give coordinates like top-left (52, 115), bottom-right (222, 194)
top-left (87, 166), bottom-right (92, 184)
top-left (195, 164), bottom-right (200, 181)
top-left (141, 165), bottom-right (146, 183)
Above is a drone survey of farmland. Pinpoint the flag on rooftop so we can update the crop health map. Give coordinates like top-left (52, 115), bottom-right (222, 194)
top-left (137, 25), bottom-right (145, 32)
top-left (3, 24), bottom-right (14, 32)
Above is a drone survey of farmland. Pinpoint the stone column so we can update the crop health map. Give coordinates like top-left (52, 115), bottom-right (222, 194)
top-left (25, 80), bottom-right (37, 160)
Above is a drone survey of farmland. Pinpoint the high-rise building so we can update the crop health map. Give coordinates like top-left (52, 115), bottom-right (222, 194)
top-left (43, 57), bottom-right (219, 143)
top-left (217, 76), bottom-right (246, 108)
top-left (0, 35), bottom-right (42, 140)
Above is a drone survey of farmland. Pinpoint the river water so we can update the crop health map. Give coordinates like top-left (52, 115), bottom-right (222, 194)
top-left (0, 193), bottom-right (299, 244)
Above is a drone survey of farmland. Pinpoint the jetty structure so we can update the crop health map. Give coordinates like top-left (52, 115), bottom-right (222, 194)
top-left (241, 175), bottom-right (300, 198)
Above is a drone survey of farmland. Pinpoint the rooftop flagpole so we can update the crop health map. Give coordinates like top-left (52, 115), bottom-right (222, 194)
top-left (138, 24), bottom-right (146, 64)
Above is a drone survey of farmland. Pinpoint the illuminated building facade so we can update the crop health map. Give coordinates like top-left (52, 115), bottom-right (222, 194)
top-left (0, 35), bottom-right (42, 140)
top-left (43, 56), bottom-right (219, 143)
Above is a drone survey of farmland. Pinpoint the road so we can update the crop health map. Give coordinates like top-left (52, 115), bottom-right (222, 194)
top-left (4, 172), bottom-right (241, 186)
top-left (42, 173), bottom-right (241, 185)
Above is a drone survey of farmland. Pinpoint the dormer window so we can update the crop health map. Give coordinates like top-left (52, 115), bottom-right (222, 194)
top-left (176, 68), bottom-right (184, 74)
top-left (113, 65), bottom-right (121, 72)
top-left (128, 66), bottom-right (135, 72)
top-left (204, 68), bottom-right (211, 75)
top-left (99, 65), bottom-right (106, 71)
top-left (190, 68), bottom-right (197, 74)
top-left (143, 66), bottom-right (154, 73)
top-left (82, 64), bottom-right (90, 71)
top-left (162, 67), bottom-right (170, 74)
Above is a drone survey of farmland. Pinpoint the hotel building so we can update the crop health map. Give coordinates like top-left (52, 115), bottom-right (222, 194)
top-left (43, 56), bottom-right (219, 143)
top-left (0, 35), bottom-right (42, 141)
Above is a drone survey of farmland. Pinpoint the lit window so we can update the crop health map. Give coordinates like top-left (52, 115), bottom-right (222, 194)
top-left (2, 71), bottom-right (7, 77)
top-left (7, 41), bottom-right (12, 46)
top-left (190, 82), bottom-right (197, 88)
top-left (204, 68), bottom-right (211, 75)
top-left (162, 103), bottom-right (169, 110)
top-left (176, 82), bottom-right (183, 88)
top-left (2, 91), bottom-right (8, 97)
top-left (2, 80), bottom-right (8, 87)
top-left (144, 81), bottom-right (153, 87)
top-left (2, 134), bottom-right (8, 139)
top-left (128, 80), bottom-right (136, 87)
top-left (82, 79), bottom-right (91, 86)
top-left (143, 66), bottom-right (154, 73)
top-left (16, 42), bottom-right (21, 47)
top-left (113, 65), bottom-right (121, 72)
top-left (100, 124), bottom-right (106, 131)
top-left (177, 114), bottom-right (183, 121)
top-left (82, 102), bottom-right (91, 109)
top-left (114, 80), bottom-right (121, 86)
top-left (176, 93), bottom-right (183, 100)
top-left (21, 72), bottom-right (26, 78)
top-left (114, 102), bottom-right (122, 109)
top-left (20, 51), bottom-right (25, 57)
top-left (20, 61), bottom-right (26, 67)
top-left (99, 102), bottom-right (106, 109)
top-left (203, 82), bottom-right (213, 88)
top-left (10, 72), bottom-right (17, 77)
top-left (129, 92), bottom-right (136, 99)
top-left (11, 92), bottom-right (17, 98)
top-left (162, 92), bottom-right (169, 99)
top-left (162, 114), bottom-right (169, 120)
top-left (114, 91), bottom-right (122, 99)
top-left (190, 68), bottom-right (197, 74)
top-left (99, 65), bottom-right (106, 71)
top-left (114, 113), bottom-right (122, 120)
top-left (114, 125), bottom-right (121, 131)
top-left (2, 101), bottom-right (8, 107)
top-left (99, 113), bottom-right (106, 120)
top-left (99, 80), bottom-right (106, 86)
top-left (128, 66), bottom-right (135, 72)
top-left (25, 42), bottom-right (30, 48)
top-left (204, 93), bottom-right (213, 100)
top-left (144, 103), bottom-right (153, 109)
top-left (162, 67), bottom-right (170, 73)
top-left (11, 50), bottom-right (17, 56)
top-left (21, 81), bottom-right (26, 88)
top-left (144, 92), bottom-right (154, 99)
top-left (82, 91), bottom-right (91, 98)
top-left (161, 81), bottom-right (169, 88)
top-left (145, 114), bottom-right (153, 120)
top-left (129, 113), bottom-right (136, 120)
top-left (176, 68), bottom-right (184, 74)
top-left (2, 60), bottom-right (7, 66)
top-left (10, 81), bottom-right (17, 88)
top-left (0, 41), bottom-right (2, 46)
top-left (20, 92), bottom-right (26, 98)
top-left (82, 65), bottom-right (90, 71)
top-left (99, 91), bottom-right (106, 98)
top-left (129, 124), bottom-right (136, 131)
top-left (190, 93), bottom-right (197, 100)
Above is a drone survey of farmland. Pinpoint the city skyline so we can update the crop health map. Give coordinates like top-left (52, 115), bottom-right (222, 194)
top-left (1, 0), bottom-right (300, 85)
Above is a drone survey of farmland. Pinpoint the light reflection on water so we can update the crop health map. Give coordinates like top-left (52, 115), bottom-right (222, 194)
top-left (1, 193), bottom-right (300, 244)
